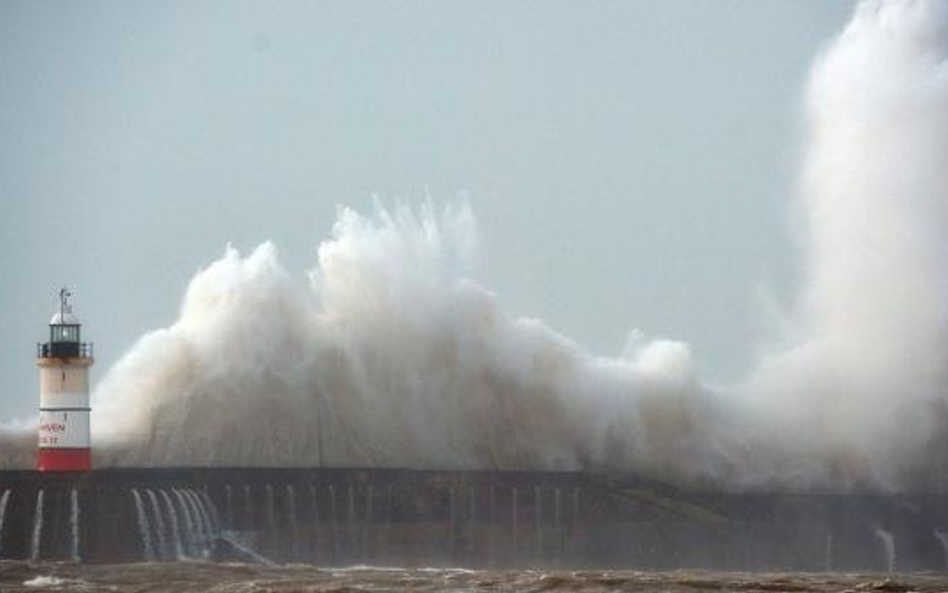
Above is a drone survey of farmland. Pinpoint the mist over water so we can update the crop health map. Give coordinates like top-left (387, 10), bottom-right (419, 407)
top-left (5, 1), bottom-right (948, 490)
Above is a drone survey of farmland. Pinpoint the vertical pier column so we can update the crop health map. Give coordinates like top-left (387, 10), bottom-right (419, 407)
top-left (467, 486), bottom-right (476, 565)
top-left (511, 486), bottom-right (518, 567)
top-left (346, 484), bottom-right (356, 564)
top-left (488, 485), bottom-right (497, 568)
top-left (448, 486), bottom-right (457, 562)
top-left (553, 487), bottom-right (562, 565)
top-left (534, 486), bottom-right (543, 563)
top-left (363, 484), bottom-right (373, 563)
top-left (328, 484), bottom-right (338, 566)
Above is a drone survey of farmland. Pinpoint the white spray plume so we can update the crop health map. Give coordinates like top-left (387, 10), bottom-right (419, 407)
top-left (4, 1), bottom-right (948, 491)
top-left (88, 202), bottom-right (731, 481)
top-left (741, 0), bottom-right (948, 489)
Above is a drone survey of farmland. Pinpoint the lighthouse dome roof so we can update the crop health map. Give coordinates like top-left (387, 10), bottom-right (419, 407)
top-left (50, 310), bottom-right (80, 325)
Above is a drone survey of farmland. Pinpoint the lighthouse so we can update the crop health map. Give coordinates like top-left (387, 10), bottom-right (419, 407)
top-left (36, 287), bottom-right (93, 472)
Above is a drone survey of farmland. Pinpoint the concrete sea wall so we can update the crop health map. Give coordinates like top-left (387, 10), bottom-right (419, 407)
top-left (0, 468), bottom-right (945, 571)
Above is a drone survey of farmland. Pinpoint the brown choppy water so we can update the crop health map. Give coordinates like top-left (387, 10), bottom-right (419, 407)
top-left (2, 562), bottom-right (948, 593)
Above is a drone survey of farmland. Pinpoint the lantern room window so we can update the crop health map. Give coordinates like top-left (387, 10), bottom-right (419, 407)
top-left (51, 325), bottom-right (79, 343)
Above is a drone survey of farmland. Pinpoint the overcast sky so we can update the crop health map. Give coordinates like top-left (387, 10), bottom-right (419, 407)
top-left (0, 1), bottom-right (854, 422)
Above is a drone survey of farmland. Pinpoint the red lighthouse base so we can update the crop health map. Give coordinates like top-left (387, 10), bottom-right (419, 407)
top-left (37, 448), bottom-right (91, 472)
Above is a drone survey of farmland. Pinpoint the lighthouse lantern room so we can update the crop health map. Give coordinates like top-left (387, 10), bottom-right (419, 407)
top-left (36, 287), bottom-right (93, 472)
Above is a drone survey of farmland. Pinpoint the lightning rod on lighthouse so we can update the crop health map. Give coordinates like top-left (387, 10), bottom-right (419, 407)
top-left (36, 287), bottom-right (94, 472)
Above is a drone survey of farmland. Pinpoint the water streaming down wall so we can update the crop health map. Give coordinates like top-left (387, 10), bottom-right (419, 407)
top-left (935, 530), bottom-right (948, 571)
top-left (825, 531), bottom-right (833, 571)
top-left (29, 490), bottom-right (44, 562)
top-left (183, 491), bottom-right (205, 556)
top-left (173, 488), bottom-right (195, 558)
top-left (265, 483), bottom-right (276, 556)
top-left (0, 489), bottom-right (10, 559)
top-left (70, 488), bottom-right (79, 562)
top-left (286, 484), bottom-right (299, 560)
top-left (873, 526), bottom-right (897, 573)
top-left (160, 490), bottom-right (183, 560)
top-left (127, 487), bottom-right (223, 562)
top-left (145, 490), bottom-right (166, 559)
top-left (308, 483), bottom-right (319, 559)
top-left (192, 489), bottom-right (217, 554)
top-left (203, 491), bottom-right (221, 535)
top-left (243, 484), bottom-right (252, 537)
top-left (225, 484), bottom-right (234, 531)
top-left (131, 489), bottom-right (154, 562)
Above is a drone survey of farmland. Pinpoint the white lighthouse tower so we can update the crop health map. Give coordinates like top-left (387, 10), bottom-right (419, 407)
top-left (36, 287), bottom-right (93, 472)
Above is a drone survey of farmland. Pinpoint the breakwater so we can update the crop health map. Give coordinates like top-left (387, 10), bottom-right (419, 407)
top-left (0, 468), bottom-right (946, 571)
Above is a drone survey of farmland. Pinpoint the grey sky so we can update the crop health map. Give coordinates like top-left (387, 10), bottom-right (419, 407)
top-left (0, 1), bottom-right (854, 422)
